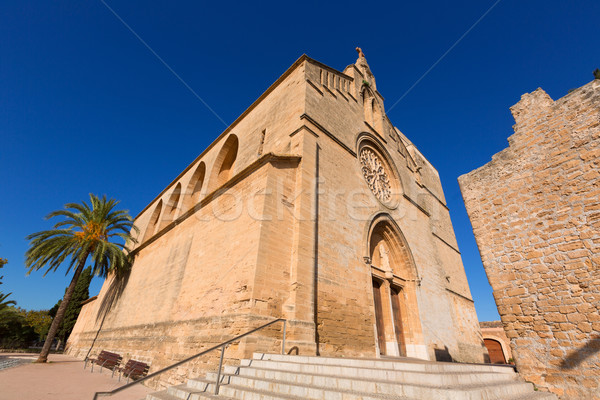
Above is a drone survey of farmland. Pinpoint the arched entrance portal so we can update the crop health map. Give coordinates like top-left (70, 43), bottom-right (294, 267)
top-left (367, 216), bottom-right (424, 358)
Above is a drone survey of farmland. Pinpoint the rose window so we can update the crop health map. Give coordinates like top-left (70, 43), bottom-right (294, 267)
top-left (360, 148), bottom-right (391, 202)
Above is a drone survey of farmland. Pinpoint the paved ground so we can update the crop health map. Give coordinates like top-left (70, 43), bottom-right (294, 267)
top-left (0, 353), bottom-right (152, 400)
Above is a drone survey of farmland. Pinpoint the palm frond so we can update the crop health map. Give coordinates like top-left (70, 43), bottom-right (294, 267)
top-left (26, 193), bottom-right (138, 279)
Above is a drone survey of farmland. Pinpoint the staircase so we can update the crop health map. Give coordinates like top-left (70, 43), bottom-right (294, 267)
top-left (146, 353), bottom-right (557, 400)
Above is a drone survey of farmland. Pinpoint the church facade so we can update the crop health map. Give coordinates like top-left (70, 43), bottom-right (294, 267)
top-left (67, 51), bottom-right (486, 382)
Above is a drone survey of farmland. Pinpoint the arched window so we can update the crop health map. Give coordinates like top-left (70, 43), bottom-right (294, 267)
top-left (142, 200), bottom-right (163, 242)
top-left (184, 162), bottom-right (206, 211)
top-left (208, 134), bottom-right (239, 192)
top-left (159, 183), bottom-right (181, 230)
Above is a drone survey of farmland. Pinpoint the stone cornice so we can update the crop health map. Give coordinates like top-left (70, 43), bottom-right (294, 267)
top-left (423, 185), bottom-right (449, 210)
top-left (445, 287), bottom-right (474, 303)
top-left (363, 121), bottom-right (387, 144)
top-left (299, 114), bottom-right (356, 157)
top-left (432, 231), bottom-right (460, 254)
top-left (306, 79), bottom-right (323, 96)
top-left (402, 194), bottom-right (430, 217)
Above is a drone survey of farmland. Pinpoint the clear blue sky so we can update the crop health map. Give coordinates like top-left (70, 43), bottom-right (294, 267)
top-left (1, 1), bottom-right (597, 321)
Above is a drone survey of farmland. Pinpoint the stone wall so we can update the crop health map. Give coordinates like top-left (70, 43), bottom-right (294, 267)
top-left (459, 80), bottom-right (600, 399)
top-left (67, 158), bottom-right (292, 389)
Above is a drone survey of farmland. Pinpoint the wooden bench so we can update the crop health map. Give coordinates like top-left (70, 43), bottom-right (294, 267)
top-left (85, 351), bottom-right (122, 373)
top-left (115, 359), bottom-right (150, 382)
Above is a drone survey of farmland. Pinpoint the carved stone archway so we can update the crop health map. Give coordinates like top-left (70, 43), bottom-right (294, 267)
top-left (365, 214), bottom-right (426, 359)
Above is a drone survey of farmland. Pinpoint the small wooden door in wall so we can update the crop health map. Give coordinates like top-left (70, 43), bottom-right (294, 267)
top-left (372, 279), bottom-right (386, 355)
top-left (484, 339), bottom-right (506, 364)
top-left (390, 286), bottom-right (406, 357)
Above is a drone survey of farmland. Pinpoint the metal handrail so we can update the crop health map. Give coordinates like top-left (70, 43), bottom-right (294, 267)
top-left (92, 318), bottom-right (287, 399)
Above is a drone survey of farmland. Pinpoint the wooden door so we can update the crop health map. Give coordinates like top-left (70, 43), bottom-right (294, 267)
top-left (484, 339), bottom-right (506, 364)
top-left (390, 287), bottom-right (406, 356)
top-left (372, 279), bottom-right (386, 354)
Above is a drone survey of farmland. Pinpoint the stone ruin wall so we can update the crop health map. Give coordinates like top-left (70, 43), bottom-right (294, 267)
top-left (459, 79), bottom-right (600, 399)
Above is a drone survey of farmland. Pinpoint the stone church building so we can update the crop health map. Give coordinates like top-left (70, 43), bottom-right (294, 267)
top-left (67, 51), bottom-right (486, 381)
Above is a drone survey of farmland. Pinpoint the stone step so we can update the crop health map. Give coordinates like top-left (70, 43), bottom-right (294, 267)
top-left (231, 361), bottom-right (516, 386)
top-left (148, 387), bottom-right (238, 400)
top-left (186, 377), bottom-right (411, 400)
top-left (252, 353), bottom-right (516, 375)
top-left (165, 383), bottom-right (237, 400)
top-left (506, 392), bottom-right (558, 400)
top-left (190, 373), bottom-right (532, 400)
top-left (218, 384), bottom-right (412, 400)
top-left (146, 353), bottom-right (558, 400)
top-left (146, 390), bottom-right (185, 400)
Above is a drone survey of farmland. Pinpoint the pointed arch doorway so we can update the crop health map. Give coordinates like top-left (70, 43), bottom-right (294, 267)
top-left (367, 215), bottom-right (424, 358)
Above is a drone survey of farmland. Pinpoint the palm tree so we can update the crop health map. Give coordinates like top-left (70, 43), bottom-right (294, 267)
top-left (0, 258), bottom-right (15, 311)
top-left (25, 194), bottom-right (138, 363)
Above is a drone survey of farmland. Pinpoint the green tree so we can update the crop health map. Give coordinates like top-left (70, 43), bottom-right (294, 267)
top-left (0, 258), bottom-right (15, 311)
top-left (594, 68), bottom-right (600, 80)
top-left (0, 306), bottom-right (37, 348)
top-left (48, 300), bottom-right (60, 319)
top-left (48, 266), bottom-right (93, 345)
top-left (25, 194), bottom-right (137, 363)
top-left (23, 309), bottom-right (52, 341)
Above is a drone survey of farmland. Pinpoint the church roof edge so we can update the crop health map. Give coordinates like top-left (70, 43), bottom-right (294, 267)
top-left (133, 54), bottom-right (314, 220)
top-left (133, 54), bottom-right (356, 221)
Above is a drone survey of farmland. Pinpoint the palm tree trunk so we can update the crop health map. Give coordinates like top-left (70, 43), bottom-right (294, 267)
top-left (35, 253), bottom-right (89, 363)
